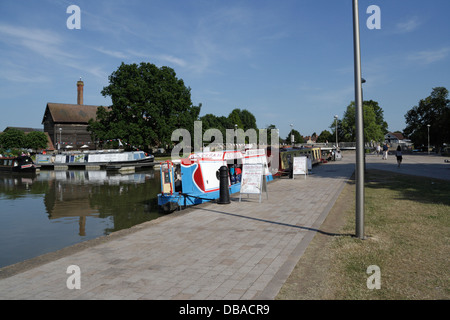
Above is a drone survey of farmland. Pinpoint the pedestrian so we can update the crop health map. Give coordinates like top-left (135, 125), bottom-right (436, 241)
top-left (376, 144), bottom-right (381, 156)
top-left (382, 143), bottom-right (389, 160)
top-left (396, 146), bottom-right (403, 167)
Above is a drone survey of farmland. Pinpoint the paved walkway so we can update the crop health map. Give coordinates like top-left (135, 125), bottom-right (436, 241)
top-left (0, 156), bottom-right (356, 300)
top-left (1, 152), bottom-right (447, 300)
top-left (366, 153), bottom-right (450, 181)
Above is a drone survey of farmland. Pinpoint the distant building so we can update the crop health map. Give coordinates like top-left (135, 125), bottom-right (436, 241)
top-left (385, 131), bottom-right (413, 151)
top-left (385, 132), bottom-right (408, 144)
top-left (42, 80), bottom-right (105, 150)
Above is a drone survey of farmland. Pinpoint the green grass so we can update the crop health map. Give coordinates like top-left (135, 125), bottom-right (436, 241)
top-left (278, 169), bottom-right (450, 300)
top-left (328, 170), bottom-right (449, 299)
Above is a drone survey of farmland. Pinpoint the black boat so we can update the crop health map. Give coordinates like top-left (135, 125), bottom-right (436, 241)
top-left (0, 155), bottom-right (38, 173)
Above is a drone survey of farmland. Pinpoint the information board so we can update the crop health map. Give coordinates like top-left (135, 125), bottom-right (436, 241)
top-left (239, 163), bottom-right (267, 202)
top-left (293, 156), bottom-right (307, 179)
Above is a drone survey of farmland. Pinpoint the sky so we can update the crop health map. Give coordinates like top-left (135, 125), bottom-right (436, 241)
top-left (1, 0), bottom-right (449, 140)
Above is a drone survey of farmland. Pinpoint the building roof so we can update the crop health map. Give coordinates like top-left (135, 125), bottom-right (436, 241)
top-left (42, 103), bottom-right (106, 124)
top-left (386, 132), bottom-right (405, 140)
top-left (3, 127), bottom-right (43, 133)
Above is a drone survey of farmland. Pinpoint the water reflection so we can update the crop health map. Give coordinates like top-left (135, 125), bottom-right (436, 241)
top-left (0, 169), bottom-right (162, 268)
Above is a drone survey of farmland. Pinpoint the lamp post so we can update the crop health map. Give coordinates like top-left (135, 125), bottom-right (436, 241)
top-left (290, 124), bottom-right (294, 145)
top-left (427, 124), bottom-right (431, 155)
top-left (353, 0), bottom-right (365, 239)
top-left (334, 115), bottom-right (339, 149)
top-left (59, 127), bottom-right (62, 151)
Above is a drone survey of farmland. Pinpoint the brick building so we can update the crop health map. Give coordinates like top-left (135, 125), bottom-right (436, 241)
top-left (42, 80), bottom-right (105, 150)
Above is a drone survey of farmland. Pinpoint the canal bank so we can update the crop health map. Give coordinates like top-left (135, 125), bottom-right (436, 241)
top-left (0, 155), bottom-right (356, 299)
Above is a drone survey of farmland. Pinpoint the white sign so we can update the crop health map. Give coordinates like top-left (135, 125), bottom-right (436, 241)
top-left (240, 163), bottom-right (268, 202)
top-left (240, 163), bottom-right (263, 194)
top-left (293, 156), bottom-right (307, 178)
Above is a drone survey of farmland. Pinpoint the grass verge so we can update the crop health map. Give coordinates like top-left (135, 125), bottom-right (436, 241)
top-left (277, 169), bottom-right (450, 300)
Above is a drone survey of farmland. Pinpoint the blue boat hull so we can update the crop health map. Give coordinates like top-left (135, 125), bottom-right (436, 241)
top-left (158, 175), bottom-right (273, 211)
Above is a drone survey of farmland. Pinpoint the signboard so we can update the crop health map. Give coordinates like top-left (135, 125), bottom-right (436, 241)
top-left (293, 156), bottom-right (307, 179)
top-left (239, 163), bottom-right (268, 202)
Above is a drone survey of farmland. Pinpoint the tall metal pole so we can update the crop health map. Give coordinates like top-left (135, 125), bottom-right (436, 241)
top-left (353, 0), bottom-right (365, 239)
top-left (334, 115), bottom-right (339, 149)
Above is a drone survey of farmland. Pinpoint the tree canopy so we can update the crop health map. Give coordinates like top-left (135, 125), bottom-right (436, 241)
top-left (88, 62), bottom-right (201, 150)
top-left (0, 129), bottom-right (47, 151)
top-left (404, 87), bottom-right (450, 149)
top-left (333, 100), bottom-right (388, 143)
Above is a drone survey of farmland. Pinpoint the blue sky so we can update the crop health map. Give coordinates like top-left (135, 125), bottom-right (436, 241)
top-left (1, 0), bottom-right (449, 139)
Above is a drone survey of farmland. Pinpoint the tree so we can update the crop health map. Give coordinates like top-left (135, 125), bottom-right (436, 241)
top-left (404, 87), bottom-right (450, 150)
top-left (228, 108), bottom-right (258, 131)
top-left (316, 130), bottom-right (333, 143)
top-left (88, 62), bottom-right (201, 150)
top-left (334, 100), bottom-right (387, 143)
top-left (25, 131), bottom-right (48, 151)
top-left (0, 128), bottom-right (26, 149)
top-left (285, 129), bottom-right (302, 144)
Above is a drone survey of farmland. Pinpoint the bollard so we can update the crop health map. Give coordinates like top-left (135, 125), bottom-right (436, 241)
top-left (217, 165), bottom-right (230, 204)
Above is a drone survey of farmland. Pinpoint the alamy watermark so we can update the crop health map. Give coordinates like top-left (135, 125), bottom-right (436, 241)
top-left (366, 265), bottom-right (381, 289)
top-left (171, 121), bottom-right (280, 171)
top-left (66, 5), bottom-right (81, 30)
top-left (366, 5), bottom-right (381, 30)
top-left (66, 265), bottom-right (81, 290)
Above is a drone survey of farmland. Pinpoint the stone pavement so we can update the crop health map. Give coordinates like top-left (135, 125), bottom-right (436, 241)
top-left (0, 155), bottom-right (356, 300)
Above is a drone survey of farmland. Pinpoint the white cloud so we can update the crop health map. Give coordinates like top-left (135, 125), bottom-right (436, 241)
top-left (395, 17), bottom-right (421, 34)
top-left (94, 47), bottom-right (128, 59)
top-left (407, 47), bottom-right (450, 64)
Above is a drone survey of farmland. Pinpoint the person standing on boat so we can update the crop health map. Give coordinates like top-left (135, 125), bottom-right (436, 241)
top-left (230, 165), bottom-right (236, 184)
top-left (235, 166), bottom-right (242, 182)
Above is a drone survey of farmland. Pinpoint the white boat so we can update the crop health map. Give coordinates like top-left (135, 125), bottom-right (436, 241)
top-left (36, 150), bottom-right (154, 168)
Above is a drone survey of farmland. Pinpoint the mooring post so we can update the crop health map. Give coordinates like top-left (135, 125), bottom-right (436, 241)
top-left (218, 165), bottom-right (231, 204)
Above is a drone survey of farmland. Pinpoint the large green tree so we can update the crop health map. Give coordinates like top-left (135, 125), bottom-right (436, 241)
top-left (316, 130), bottom-right (333, 143)
top-left (24, 131), bottom-right (48, 151)
top-left (88, 62), bottom-right (201, 150)
top-left (404, 87), bottom-right (450, 150)
top-left (334, 100), bottom-right (388, 143)
top-left (0, 128), bottom-right (26, 149)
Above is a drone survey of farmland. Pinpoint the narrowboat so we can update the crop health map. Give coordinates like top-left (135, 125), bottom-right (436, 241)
top-left (274, 147), bottom-right (323, 176)
top-left (0, 155), bottom-right (38, 173)
top-left (35, 150), bottom-right (154, 168)
top-left (158, 149), bottom-right (273, 211)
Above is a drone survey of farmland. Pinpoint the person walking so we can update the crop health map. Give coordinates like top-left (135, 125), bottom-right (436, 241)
top-left (376, 144), bottom-right (381, 156)
top-left (396, 146), bottom-right (403, 167)
top-left (382, 143), bottom-right (389, 160)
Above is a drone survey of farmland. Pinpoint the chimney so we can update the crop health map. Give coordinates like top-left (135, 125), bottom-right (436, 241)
top-left (77, 78), bottom-right (84, 105)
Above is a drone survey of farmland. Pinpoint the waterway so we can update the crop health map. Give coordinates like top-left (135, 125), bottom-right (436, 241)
top-left (0, 168), bottom-right (163, 269)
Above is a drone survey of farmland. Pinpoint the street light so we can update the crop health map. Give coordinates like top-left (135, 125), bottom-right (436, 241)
top-left (334, 115), bottom-right (339, 149)
top-left (353, 0), bottom-right (365, 239)
top-left (290, 124), bottom-right (294, 145)
top-left (59, 127), bottom-right (62, 151)
top-left (427, 124), bottom-right (431, 155)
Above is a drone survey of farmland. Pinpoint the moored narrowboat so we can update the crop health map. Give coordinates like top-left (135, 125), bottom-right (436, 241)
top-left (158, 149), bottom-right (273, 211)
top-left (0, 155), bottom-right (38, 173)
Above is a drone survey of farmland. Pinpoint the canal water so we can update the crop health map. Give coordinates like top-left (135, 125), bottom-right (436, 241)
top-left (0, 168), bottom-right (163, 269)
